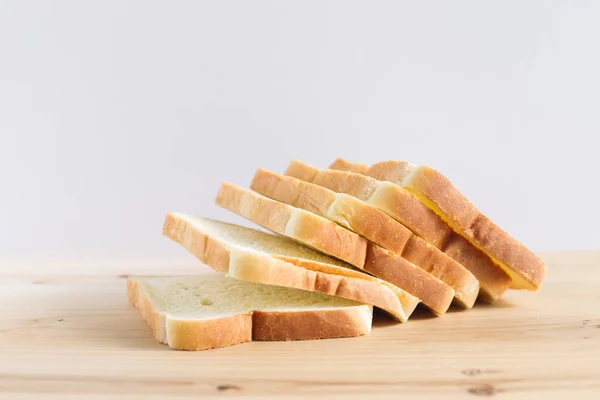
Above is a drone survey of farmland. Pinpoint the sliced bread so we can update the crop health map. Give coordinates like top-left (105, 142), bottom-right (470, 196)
top-left (333, 159), bottom-right (546, 291)
top-left (216, 181), bottom-right (452, 314)
top-left (163, 213), bottom-right (420, 321)
top-left (128, 274), bottom-right (372, 350)
top-left (251, 168), bottom-right (476, 310)
top-left (216, 182), bottom-right (367, 268)
top-left (219, 180), bottom-right (458, 314)
top-left (286, 160), bottom-right (511, 302)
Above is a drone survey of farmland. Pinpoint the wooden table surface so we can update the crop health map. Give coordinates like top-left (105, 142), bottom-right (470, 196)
top-left (1, 252), bottom-right (599, 399)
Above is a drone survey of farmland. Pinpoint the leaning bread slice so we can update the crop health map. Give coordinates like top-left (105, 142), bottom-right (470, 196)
top-left (163, 213), bottom-right (419, 321)
top-left (128, 274), bottom-right (372, 351)
top-left (287, 160), bottom-right (511, 302)
top-left (216, 182), bottom-right (367, 268)
top-left (251, 168), bottom-right (473, 310)
top-left (337, 159), bottom-right (547, 291)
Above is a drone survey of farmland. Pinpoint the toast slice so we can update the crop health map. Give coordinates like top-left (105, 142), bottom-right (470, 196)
top-left (334, 159), bottom-right (547, 290)
top-left (216, 182), bottom-right (367, 268)
top-left (128, 274), bottom-right (372, 351)
top-left (163, 213), bottom-right (419, 321)
top-left (251, 168), bottom-right (475, 310)
top-left (286, 160), bottom-right (511, 302)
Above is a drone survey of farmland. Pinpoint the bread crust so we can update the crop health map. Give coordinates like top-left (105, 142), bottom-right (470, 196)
top-left (286, 160), bottom-right (380, 199)
top-left (441, 234), bottom-right (512, 302)
top-left (216, 182), bottom-right (367, 268)
top-left (252, 168), bottom-right (412, 252)
top-left (252, 168), bottom-right (477, 309)
top-left (162, 212), bottom-right (420, 321)
top-left (364, 161), bottom-right (546, 290)
top-left (127, 277), bottom-right (372, 350)
top-left (252, 307), bottom-right (372, 341)
top-left (231, 241), bottom-right (451, 315)
top-left (370, 182), bottom-right (452, 248)
top-left (365, 244), bottom-right (454, 315)
top-left (329, 158), bottom-right (370, 174)
top-left (287, 160), bottom-right (511, 301)
top-left (400, 236), bottom-right (479, 308)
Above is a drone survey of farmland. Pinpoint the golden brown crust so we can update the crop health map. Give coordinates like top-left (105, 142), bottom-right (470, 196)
top-left (405, 165), bottom-right (480, 232)
top-left (298, 160), bottom-right (511, 301)
top-left (128, 277), bottom-right (371, 350)
top-left (440, 234), bottom-right (511, 302)
top-left (166, 314), bottom-right (253, 351)
top-left (400, 236), bottom-right (479, 308)
top-left (357, 166), bottom-right (513, 299)
top-left (329, 158), bottom-right (370, 174)
top-left (252, 168), bottom-right (412, 255)
top-left (251, 168), bottom-right (335, 216)
top-left (288, 211), bottom-right (367, 269)
top-left (216, 182), bottom-right (367, 268)
top-left (288, 161), bottom-right (452, 246)
top-left (367, 161), bottom-right (546, 290)
top-left (369, 182), bottom-right (452, 248)
top-left (364, 244), bottom-right (454, 315)
top-left (286, 160), bottom-right (381, 199)
top-left (252, 308), bottom-right (371, 341)
top-left (162, 212), bottom-right (420, 321)
top-left (469, 214), bottom-right (546, 290)
top-left (360, 160), bottom-right (414, 185)
top-left (330, 194), bottom-right (413, 253)
top-left (227, 248), bottom-right (416, 322)
top-left (254, 168), bottom-right (478, 307)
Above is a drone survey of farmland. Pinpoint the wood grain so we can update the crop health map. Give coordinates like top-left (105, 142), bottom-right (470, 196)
top-left (1, 252), bottom-right (599, 399)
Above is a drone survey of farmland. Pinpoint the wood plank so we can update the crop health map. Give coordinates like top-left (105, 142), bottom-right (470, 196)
top-left (1, 252), bottom-right (599, 399)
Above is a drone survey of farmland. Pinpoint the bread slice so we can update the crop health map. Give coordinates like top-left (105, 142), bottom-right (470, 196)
top-left (163, 213), bottom-right (419, 321)
top-left (286, 160), bottom-right (511, 302)
top-left (252, 168), bottom-right (475, 311)
top-left (216, 182), bottom-right (367, 268)
top-left (335, 159), bottom-right (547, 291)
top-left (128, 274), bottom-right (373, 350)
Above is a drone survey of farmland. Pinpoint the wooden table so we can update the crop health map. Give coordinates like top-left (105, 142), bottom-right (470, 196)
top-left (1, 252), bottom-right (599, 399)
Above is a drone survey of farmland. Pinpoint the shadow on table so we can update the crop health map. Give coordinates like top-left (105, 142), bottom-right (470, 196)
top-left (372, 305), bottom-right (438, 328)
top-left (446, 297), bottom-right (517, 313)
top-left (373, 296), bottom-right (518, 327)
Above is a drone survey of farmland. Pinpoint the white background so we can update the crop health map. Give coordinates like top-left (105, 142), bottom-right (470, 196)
top-left (1, 1), bottom-right (599, 260)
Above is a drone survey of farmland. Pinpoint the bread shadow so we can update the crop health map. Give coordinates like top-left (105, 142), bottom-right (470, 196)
top-left (473, 297), bottom-right (517, 309)
top-left (373, 305), bottom-right (438, 327)
top-left (442, 297), bottom-right (516, 315)
top-left (374, 296), bottom-right (517, 327)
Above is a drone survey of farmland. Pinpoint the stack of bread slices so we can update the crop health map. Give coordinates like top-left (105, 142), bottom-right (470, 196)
top-left (128, 158), bottom-right (547, 351)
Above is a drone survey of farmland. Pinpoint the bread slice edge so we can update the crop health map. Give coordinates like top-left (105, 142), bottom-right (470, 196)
top-left (162, 212), bottom-right (419, 322)
top-left (127, 276), bottom-right (373, 350)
